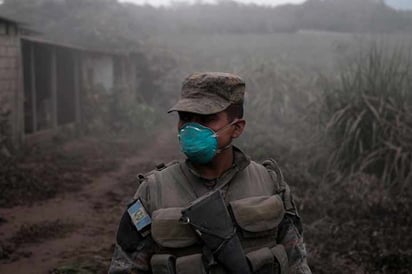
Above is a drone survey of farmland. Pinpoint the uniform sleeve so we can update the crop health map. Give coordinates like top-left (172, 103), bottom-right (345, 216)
top-left (109, 177), bottom-right (157, 274)
top-left (108, 210), bottom-right (155, 274)
top-left (277, 213), bottom-right (312, 274)
top-left (264, 161), bottom-right (312, 274)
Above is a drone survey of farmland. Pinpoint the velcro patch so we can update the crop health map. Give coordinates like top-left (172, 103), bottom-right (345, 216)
top-left (128, 199), bottom-right (152, 231)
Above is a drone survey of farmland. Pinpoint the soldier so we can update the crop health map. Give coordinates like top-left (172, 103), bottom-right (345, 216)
top-left (108, 72), bottom-right (311, 274)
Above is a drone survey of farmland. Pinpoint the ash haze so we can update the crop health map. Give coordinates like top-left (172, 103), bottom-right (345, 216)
top-left (119, 0), bottom-right (305, 7)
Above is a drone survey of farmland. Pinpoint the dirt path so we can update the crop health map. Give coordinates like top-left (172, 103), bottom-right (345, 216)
top-left (0, 130), bottom-right (182, 274)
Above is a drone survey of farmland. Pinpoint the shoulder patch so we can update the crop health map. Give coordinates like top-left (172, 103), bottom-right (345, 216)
top-left (127, 199), bottom-right (152, 232)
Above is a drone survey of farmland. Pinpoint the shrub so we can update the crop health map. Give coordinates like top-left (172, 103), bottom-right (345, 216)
top-left (81, 87), bottom-right (160, 136)
top-left (0, 103), bottom-right (12, 161)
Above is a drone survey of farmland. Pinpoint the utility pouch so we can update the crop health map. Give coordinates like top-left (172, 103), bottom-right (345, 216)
top-left (230, 195), bottom-right (285, 238)
top-left (151, 254), bottom-right (176, 274)
top-left (151, 208), bottom-right (198, 248)
top-left (246, 245), bottom-right (289, 274)
top-left (246, 247), bottom-right (275, 274)
top-left (176, 253), bottom-right (207, 274)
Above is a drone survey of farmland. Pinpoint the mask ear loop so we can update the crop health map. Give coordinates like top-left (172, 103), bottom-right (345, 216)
top-left (214, 119), bottom-right (240, 136)
top-left (215, 119), bottom-right (240, 154)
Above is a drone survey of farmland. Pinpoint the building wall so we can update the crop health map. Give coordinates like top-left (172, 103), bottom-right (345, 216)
top-left (0, 23), bottom-right (22, 146)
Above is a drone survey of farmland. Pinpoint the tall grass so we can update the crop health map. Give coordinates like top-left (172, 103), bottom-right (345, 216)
top-left (322, 43), bottom-right (412, 185)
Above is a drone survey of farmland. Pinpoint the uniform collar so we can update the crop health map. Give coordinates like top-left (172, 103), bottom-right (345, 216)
top-left (185, 145), bottom-right (250, 180)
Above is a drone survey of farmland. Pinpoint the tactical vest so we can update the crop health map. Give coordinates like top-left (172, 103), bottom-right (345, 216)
top-left (134, 159), bottom-right (291, 274)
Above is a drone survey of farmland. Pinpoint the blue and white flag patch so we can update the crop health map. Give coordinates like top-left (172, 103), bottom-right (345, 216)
top-left (127, 199), bottom-right (151, 231)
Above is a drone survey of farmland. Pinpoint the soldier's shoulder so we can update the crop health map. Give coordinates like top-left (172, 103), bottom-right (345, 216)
top-left (248, 159), bottom-right (268, 168)
top-left (132, 160), bottom-right (182, 201)
top-left (247, 159), bottom-right (282, 179)
top-left (245, 158), bottom-right (285, 193)
top-left (136, 160), bottom-right (181, 184)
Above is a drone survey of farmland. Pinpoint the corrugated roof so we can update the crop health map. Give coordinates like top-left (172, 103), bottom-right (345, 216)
top-left (21, 36), bottom-right (87, 51)
top-left (0, 15), bottom-right (24, 26)
top-left (21, 36), bottom-right (131, 57)
top-left (0, 14), bottom-right (38, 34)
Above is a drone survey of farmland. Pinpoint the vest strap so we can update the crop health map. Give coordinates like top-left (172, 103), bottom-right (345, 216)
top-left (262, 159), bottom-right (294, 211)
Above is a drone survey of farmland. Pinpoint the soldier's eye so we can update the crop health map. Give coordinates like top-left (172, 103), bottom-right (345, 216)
top-left (201, 115), bottom-right (217, 124)
top-left (179, 113), bottom-right (191, 122)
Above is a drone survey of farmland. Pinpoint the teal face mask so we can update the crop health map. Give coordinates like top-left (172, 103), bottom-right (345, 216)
top-left (178, 121), bottom-right (237, 164)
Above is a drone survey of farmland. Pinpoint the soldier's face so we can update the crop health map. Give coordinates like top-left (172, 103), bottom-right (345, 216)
top-left (177, 111), bottom-right (244, 148)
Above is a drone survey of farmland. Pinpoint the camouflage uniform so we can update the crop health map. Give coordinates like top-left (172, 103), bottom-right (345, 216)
top-left (109, 72), bottom-right (311, 274)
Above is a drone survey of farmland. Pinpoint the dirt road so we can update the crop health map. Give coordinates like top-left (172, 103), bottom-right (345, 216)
top-left (0, 130), bottom-right (181, 274)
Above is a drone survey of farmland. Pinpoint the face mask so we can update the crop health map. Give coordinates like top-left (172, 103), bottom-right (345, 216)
top-left (178, 120), bottom-right (238, 164)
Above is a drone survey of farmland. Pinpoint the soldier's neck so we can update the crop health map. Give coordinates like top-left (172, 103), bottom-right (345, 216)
top-left (192, 148), bottom-right (234, 180)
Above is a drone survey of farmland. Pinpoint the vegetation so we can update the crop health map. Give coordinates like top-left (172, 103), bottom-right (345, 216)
top-left (296, 0), bottom-right (411, 32)
top-left (81, 86), bottom-right (160, 135)
top-left (1, 0), bottom-right (412, 51)
top-left (0, 102), bottom-right (12, 158)
top-left (322, 44), bottom-right (412, 184)
top-left (50, 256), bottom-right (110, 274)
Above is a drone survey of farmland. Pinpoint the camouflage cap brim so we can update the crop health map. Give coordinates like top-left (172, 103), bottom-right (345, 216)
top-left (168, 96), bottom-right (231, 115)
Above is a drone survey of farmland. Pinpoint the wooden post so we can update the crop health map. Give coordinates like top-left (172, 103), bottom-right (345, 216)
top-left (73, 52), bottom-right (81, 126)
top-left (15, 36), bottom-right (24, 145)
top-left (30, 43), bottom-right (37, 132)
top-left (50, 46), bottom-right (57, 128)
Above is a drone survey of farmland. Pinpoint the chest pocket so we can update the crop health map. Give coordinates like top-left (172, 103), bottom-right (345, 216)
top-left (151, 207), bottom-right (199, 248)
top-left (230, 195), bottom-right (285, 239)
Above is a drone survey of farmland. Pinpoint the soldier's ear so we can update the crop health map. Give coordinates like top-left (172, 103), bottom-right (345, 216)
top-left (231, 119), bottom-right (245, 139)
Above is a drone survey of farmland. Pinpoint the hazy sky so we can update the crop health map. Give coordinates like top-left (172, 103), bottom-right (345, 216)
top-left (119, 0), bottom-right (306, 7)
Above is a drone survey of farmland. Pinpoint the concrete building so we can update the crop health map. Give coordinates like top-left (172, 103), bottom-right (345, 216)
top-left (0, 16), bottom-right (138, 146)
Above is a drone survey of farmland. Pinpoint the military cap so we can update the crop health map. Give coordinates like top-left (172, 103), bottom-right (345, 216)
top-left (168, 72), bottom-right (245, 115)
